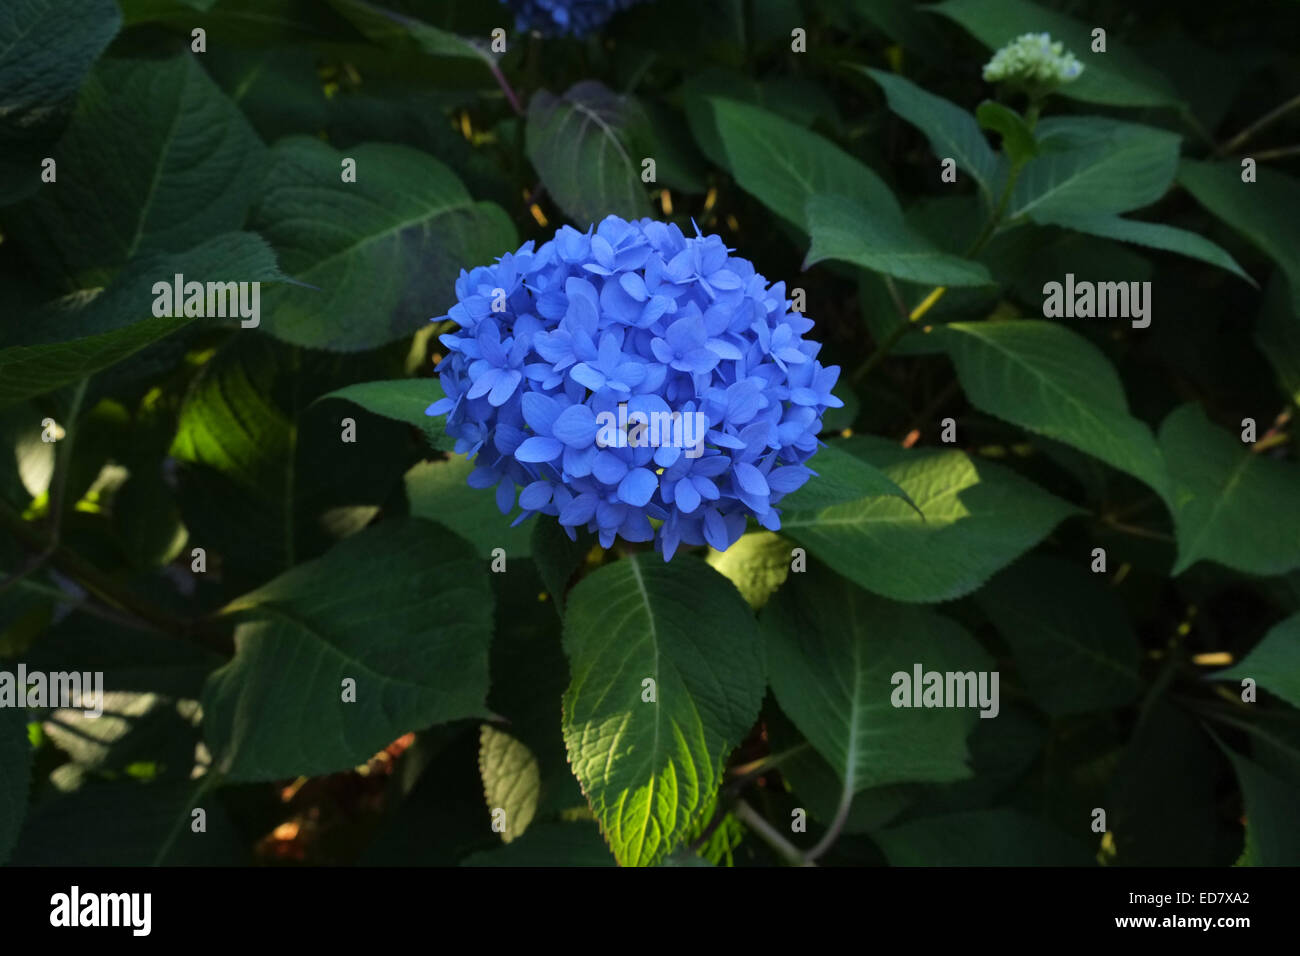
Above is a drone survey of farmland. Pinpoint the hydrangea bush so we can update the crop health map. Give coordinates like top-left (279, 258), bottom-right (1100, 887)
top-left (428, 216), bottom-right (841, 557)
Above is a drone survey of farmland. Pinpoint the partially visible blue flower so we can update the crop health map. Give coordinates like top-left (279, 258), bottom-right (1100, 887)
top-left (507, 0), bottom-right (650, 37)
top-left (428, 215), bottom-right (841, 560)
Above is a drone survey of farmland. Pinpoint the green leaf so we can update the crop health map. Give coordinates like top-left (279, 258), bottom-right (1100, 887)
top-left (9, 777), bottom-right (245, 865)
top-left (0, 0), bottom-right (121, 206)
top-left (975, 100), bottom-right (1038, 167)
top-left (934, 0), bottom-right (1182, 109)
top-left (318, 378), bottom-right (452, 452)
top-left (762, 571), bottom-right (991, 792)
top-left (780, 435), bottom-right (1080, 602)
top-left (874, 808), bottom-right (1093, 865)
top-left (706, 530), bottom-right (791, 611)
top-left (805, 194), bottom-right (994, 287)
top-left (525, 81), bottom-right (651, 227)
top-left (1010, 117), bottom-right (1181, 222)
top-left (1034, 212), bottom-right (1254, 285)
top-left (170, 334), bottom-right (412, 584)
top-left (561, 555), bottom-right (765, 867)
top-left (1215, 613), bottom-right (1300, 710)
top-left (937, 320), bottom-right (1171, 501)
top-left (700, 97), bottom-right (899, 230)
top-left (405, 457), bottom-right (534, 559)
top-left (13, 56), bottom-right (266, 282)
top-left (1220, 746), bottom-right (1300, 865)
top-left (778, 440), bottom-right (916, 511)
top-left (0, 705), bottom-right (31, 864)
top-left (250, 137), bottom-right (516, 351)
top-left (1255, 275), bottom-right (1300, 408)
top-left (978, 556), bottom-right (1141, 716)
top-left (325, 0), bottom-right (494, 66)
top-left (860, 68), bottom-right (1001, 206)
top-left (203, 518), bottom-right (494, 781)
top-left (478, 725), bottom-right (540, 844)
top-left (1159, 403), bottom-right (1300, 577)
top-left (0, 232), bottom-right (282, 408)
top-left (1179, 160), bottom-right (1300, 314)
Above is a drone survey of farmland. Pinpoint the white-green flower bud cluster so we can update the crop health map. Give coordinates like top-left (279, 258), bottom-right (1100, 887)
top-left (982, 32), bottom-right (1083, 88)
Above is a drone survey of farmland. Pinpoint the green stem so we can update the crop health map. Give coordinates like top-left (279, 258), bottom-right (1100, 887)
top-left (1214, 92), bottom-right (1300, 157)
top-left (733, 799), bottom-right (814, 867)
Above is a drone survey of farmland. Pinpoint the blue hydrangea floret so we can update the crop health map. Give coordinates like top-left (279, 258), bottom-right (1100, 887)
top-left (427, 215), bottom-right (842, 561)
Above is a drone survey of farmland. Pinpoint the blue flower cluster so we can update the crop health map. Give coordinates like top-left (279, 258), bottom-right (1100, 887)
top-left (507, 0), bottom-right (648, 37)
top-left (427, 215), bottom-right (842, 560)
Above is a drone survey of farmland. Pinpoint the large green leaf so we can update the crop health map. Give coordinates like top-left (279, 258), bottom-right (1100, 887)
top-left (325, 0), bottom-right (494, 66)
top-left (1009, 118), bottom-right (1180, 222)
top-left (1179, 160), bottom-right (1300, 314)
top-left (978, 556), bottom-right (1141, 716)
top-left (777, 439), bottom-right (915, 511)
top-left (762, 571), bottom-right (991, 793)
top-left (250, 137), bottom-right (516, 351)
top-left (170, 334), bottom-right (412, 585)
top-left (1159, 403), bottom-right (1300, 576)
top-left (0, 0), bottom-right (121, 205)
top-left (858, 67), bottom-right (1000, 207)
top-left (203, 518), bottom-right (494, 781)
top-left (937, 320), bottom-right (1171, 501)
top-left (561, 555), bottom-right (765, 867)
top-left (14, 55), bottom-right (265, 282)
top-left (1215, 613), bottom-right (1300, 710)
top-left (781, 435), bottom-right (1080, 602)
top-left (0, 706), bottom-right (31, 864)
top-left (805, 194), bottom-right (993, 287)
top-left (318, 378), bottom-right (452, 451)
top-left (706, 530), bottom-right (792, 611)
top-left (1034, 213), bottom-right (1254, 285)
top-left (934, 0), bottom-right (1182, 109)
top-left (0, 232), bottom-right (282, 408)
top-left (700, 97), bottom-right (899, 230)
top-left (405, 457), bottom-right (534, 559)
top-left (525, 81), bottom-right (651, 227)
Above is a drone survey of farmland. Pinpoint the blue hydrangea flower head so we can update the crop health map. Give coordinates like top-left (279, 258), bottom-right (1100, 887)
top-left (507, 0), bottom-right (650, 36)
top-left (427, 215), bottom-right (843, 560)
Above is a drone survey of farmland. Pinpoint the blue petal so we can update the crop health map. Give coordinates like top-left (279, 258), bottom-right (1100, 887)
top-left (618, 468), bottom-right (658, 507)
top-left (515, 436), bottom-right (564, 463)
